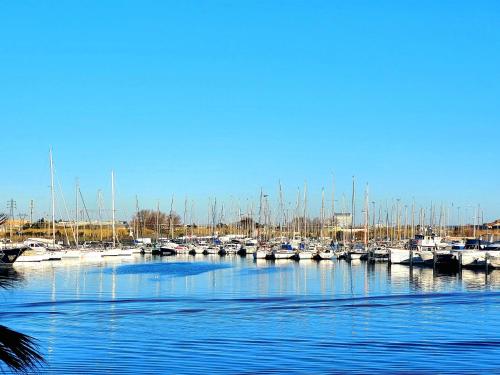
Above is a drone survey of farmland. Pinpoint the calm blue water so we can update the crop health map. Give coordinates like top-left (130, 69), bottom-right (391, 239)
top-left (2, 255), bottom-right (499, 374)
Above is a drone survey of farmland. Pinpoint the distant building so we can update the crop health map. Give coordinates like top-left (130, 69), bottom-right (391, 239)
top-left (486, 219), bottom-right (500, 230)
top-left (325, 213), bottom-right (352, 229)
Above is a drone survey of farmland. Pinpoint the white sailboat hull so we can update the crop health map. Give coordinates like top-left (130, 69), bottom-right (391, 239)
top-left (131, 246), bottom-right (143, 254)
top-left (318, 252), bottom-right (334, 260)
top-left (389, 248), bottom-right (423, 264)
top-left (61, 249), bottom-right (82, 259)
top-left (298, 251), bottom-right (313, 260)
top-left (273, 251), bottom-right (294, 260)
top-left (194, 247), bottom-right (206, 254)
top-left (101, 248), bottom-right (133, 257)
top-left (349, 253), bottom-right (364, 260)
top-left (16, 252), bottom-right (51, 262)
top-left (253, 250), bottom-right (268, 259)
top-left (244, 246), bottom-right (257, 254)
top-left (81, 250), bottom-right (104, 260)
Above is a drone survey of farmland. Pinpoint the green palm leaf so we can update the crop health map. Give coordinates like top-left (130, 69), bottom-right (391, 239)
top-left (0, 325), bottom-right (45, 373)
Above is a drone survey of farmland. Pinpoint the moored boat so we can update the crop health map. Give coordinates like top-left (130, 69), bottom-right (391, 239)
top-left (389, 248), bottom-right (423, 265)
top-left (253, 248), bottom-right (269, 259)
top-left (0, 244), bottom-right (27, 264)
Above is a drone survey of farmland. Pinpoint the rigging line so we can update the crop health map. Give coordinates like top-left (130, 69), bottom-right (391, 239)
top-left (55, 205), bottom-right (70, 245)
top-left (55, 169), bottom-right (77, 245)
top-left (78, 188), bottom-right (93, 225)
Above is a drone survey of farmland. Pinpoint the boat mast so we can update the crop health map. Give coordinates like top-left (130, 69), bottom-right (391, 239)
top-left (98, 190), bottom-right (103, 242)
top-left (411, 198), bottom-right (415, 239)
top-left (295, 187), bottom-right (300, 238)
top-left (75, 179), bottom-right (79, 248)
top-left (111, 170), bottom-right (116, 247)
top-left (170, 195), bottom-right (175, 239)
top-left (135, 195), bottom-right (139, 240)
top-left (278, 181), bottom-right (284, 240)
top-left (350, 176), bottom-right (355, 245)
top-left (156, 200), bottom-right (160, 242)
top-left (331, 174), bottom-right (335, 242)
top-left (191, 200), bottom-right (195, 238)
top-left (372, 201), bottom-right (376, 241)
top-left (364, 183), bottom-right (368, 247)
top-left (320, 187), bottom-right (325, 239)
top-left (184, 196), bottom-right (188, 241)
top-left (303, 182), bottom-right (307, 239)
top-left (49, 147), bottom-right (56, 245)
top-left (257, 188), bottom-right (262, 241)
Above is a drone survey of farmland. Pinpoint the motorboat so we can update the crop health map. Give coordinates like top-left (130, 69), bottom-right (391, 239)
top-left (0, 243), bottom-right (27, 264)
top-left (222, 243), bottom-right (241, 255)
top-left (464, 238), bottom-right (490, 250)
top-left (159, 241), bottom-right (179, 256)
top-left (451, 240), bottom-right (465, 250)
top-left (102, 248), bottom-right (133, 257)
top-left (253, 247), bottom-right (269, 259)
top-left (348, 244), bottom-right (368, 260)
top-left (240, 239), bottom-right (258, 255)
top-left (315, 247), bottom-right (335, 260)
top-left (389, 248), bottom-right (423, 264)
top-left (368, 246), bottom-right (389, 261)
top-left (271, 244), bottom-right (295, 260)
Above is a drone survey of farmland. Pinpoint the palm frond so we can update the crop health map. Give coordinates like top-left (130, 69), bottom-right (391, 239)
top-left (0, 213), bottom-right (7, 226)
top-left (0, 325), bottom-right (45, 373)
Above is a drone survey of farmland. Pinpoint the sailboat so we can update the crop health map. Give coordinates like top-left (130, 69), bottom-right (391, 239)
top-left (0, 241), bottom-right (26, 264)
top-left (17, 148), bottom-right (60, 262)
top-left (1, 209), bottom-right (27, 263)
top-left (101, 171), bottom-right (133, 257)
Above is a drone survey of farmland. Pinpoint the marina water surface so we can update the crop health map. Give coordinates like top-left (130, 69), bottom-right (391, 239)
top-left (2, 256), bottom-right (500, 374)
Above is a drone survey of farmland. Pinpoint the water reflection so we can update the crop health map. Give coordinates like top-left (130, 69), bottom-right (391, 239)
top-left (0, 266), bottom-right (24, 289)
top-left (2, 256), bottom-right (499, 374)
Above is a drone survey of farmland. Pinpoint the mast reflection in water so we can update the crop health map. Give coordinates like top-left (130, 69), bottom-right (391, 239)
top-left (3, 256), bottom-right (500, 374)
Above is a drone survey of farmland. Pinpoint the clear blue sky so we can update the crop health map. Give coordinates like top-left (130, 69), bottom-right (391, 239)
top-left (0, 1), bottom-right (499, 223)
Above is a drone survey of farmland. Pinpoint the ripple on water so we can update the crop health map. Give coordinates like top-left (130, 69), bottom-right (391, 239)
top-left (2, 257), bottom-right (500, 374)
top-left (112, 261), bottom-right (231, 277)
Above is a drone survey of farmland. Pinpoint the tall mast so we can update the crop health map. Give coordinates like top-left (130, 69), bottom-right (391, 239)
top-left (170, 195), bottom-right (175, 239)
top-left (404, 205), bottom-right (408, 240)
top-left (331, 174), bottom-right (335, 241)
top-left (350, 176), bottom-right (355, 245)
top-left (135, 195), bottom-right (139, 240)
top-left (411, 198), bottom-right (415, 239)
top-left (303, 182), bottom-right (307, 239)
top-left (363, 183), bottom-right (368, 247)
top-left (295, 188), bottom-right (300, 237)
top-left (191, 200), bottom-right (195, 238)
top-left (321, 187), bottom-right (325, 239)
top-left (156, 200), bottom-right (160, 242)
top-left (75, 179), bottom-right (79, 248)
top-left (258, 189), bottom-right (263, 241)
top-left (385, 204), bottom-right (389, 240)
top-left (98, 190), bottom-right (103, 242)
top-left (372, 201), bottom-right (376, 241)
top-left (278, 181), bottom-right (284, 239)
top-left (396, 198), bottom-right (401, 241)
top-left (111, 170), bottom-right (116, 247)
top-left (184, 196), bottom-right (188, 240)
top-left (49, 147), bottom-right (56, 245)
